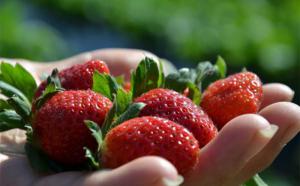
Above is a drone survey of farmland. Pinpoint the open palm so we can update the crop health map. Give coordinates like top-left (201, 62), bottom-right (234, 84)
top-left (1, 49), bottom-right (299, 186)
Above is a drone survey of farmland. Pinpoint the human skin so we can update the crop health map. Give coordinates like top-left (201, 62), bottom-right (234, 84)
top-left (0, 49), bottom-right (299, 186)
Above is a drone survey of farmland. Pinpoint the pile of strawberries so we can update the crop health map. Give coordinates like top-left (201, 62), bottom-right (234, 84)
top-left (0, 57), bottom-right (263, 175)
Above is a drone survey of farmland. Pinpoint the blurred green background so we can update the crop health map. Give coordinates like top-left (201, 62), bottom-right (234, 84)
top-left (0, 0), bottom-right (299, 185)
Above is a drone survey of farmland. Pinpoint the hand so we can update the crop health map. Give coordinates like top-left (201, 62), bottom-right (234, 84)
top-left (0, 49), bottom-right (299, 186)
top-left (0, 48), bottom-right (176, 83)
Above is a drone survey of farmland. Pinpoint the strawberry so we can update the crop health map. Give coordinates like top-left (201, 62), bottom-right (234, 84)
top-left (123, 82), bottom-right (131, 92)
top-left (101, 116), bottom-right (200, 175)
top-left (33, 90), bottom-right (112, 165)
top-left (201, 72), bottom-right (263, 129)
top-left (34, 60), bottom-right (110, 98)
top-left (134, 88), bottom-right (218, 147)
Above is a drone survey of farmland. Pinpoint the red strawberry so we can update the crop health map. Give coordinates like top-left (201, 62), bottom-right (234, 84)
top-left (33, 90), bottom-right (112, 165)
top-left (101, 116), bottom-right (200, 175)
top-left (34, 60), bottom-right (110, 98)
top-left (134, 88), bottom-right (217, 147)
top-left (201, 72), bottom-right (263, 129)
top-left (123, 82), bottom-right (131, 92)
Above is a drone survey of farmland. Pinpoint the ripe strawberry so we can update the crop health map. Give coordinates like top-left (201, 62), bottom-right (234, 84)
top-left (34, 60), bottom-right (110, 98)
top-left (134, 88), bottom-right (218, 147)
top-left (123, 82), bottom-right (131, 92)
top-left (101, 116), bottom-right (200, 175)
top-left (33, 90), bottom-right (112, 165)
top-left (201, 72), bottom-right (263, 129)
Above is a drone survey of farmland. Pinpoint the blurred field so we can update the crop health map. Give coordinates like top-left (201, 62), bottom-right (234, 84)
top-left (0, 0), bottom-right (299, 185)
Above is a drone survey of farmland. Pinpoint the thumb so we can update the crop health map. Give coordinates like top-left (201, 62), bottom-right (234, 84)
top-left (35, 156), bottom-right (183, 186)
top-left (79, 156), bottom-right (183, 186)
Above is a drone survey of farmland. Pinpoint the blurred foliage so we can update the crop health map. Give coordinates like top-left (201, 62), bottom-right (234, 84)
top-left (262, 169), bottom-right (298, 186)
top-left (31, 0), bottom-right (300, 74)
top-left (0, 0), bottom-right (68, 61)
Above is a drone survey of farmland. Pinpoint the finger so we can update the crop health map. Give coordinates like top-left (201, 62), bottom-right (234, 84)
top-left (90, 49), bottom-right (159, 80)
top-left (261, 83), bottom-right (294, 109)
top-left (42, 49), bottom-right (160, 80)
top-left (89, 49), bottom-right (177, 79)
top-left (0, 156), bottom-right (39, 186)
top-left (185, 114), bottom-right (277, 186)
top-left (41, 49), bottom-right (176, 80)
top-left (80, 156), bottom-right (181, 186)
top-left (236, 102), bottom-right (300, 183)
top-left (35, 156), bottom-right (182, 186)
top-left (1, 49), bottom-right (177, 82)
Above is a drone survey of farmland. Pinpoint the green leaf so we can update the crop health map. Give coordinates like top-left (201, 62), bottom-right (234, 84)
top-left (242, 174), bottom-right (268, 186)
top-left (111, 102), bottom-right (146, 129)
top-left (164, 68), bottom-right (201, 104)
top-left (131, 57), bottom-right (164, 98)
top-left (25, 142), bottom-right (66, 173)
top-left (195, 59), bottom-right (227, 91)
top-left (0, 62), bottom-right (37, 102)
top-left (101, 96), bottom-right (117, 137)
top-left (84, 147), bottom-right (99, 170)
top-left (115, 75), bottom-right (125, 86)
top-left (158, 59), bottom-right (165, 88)
top-left (84, 120), bottom-right (103, 151)
top-left (164, 58), bottom-right (226, 104)
top-left (100, 90), bottom-right (133, 137)
top-left (186, 82), bottom-right (202, 105)
top-left (7, 95), bottom-right (31, 122)
top-left (215, 56), bottom-right (227, 78)
top-left (0, 81), bottom-right (30, 104)
top-left (194, 62), bottom-right (216, 90)
top-left (116, 89), bottom-right (132, 116)
top-left (0, 110), bottom-right (26, 131)
top-left (159, 58), bottom-right (178, 75)
top-left (92, 71), bottom-right (120, 100)
top-left (46, 68), bottom-right (61, 88)
top-left (34, 69), bottom-right (64, 109)
top-left (165, 68), bottom-right (197, 93)
top-left (0, 99), bottom-right (12, 111)
top-left (35, 84), bottom-right (62, 109)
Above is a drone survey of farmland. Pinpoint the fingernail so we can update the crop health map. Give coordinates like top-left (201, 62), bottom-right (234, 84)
top-left (162, 175), bottom-right (184, 186)
top-left (290, 90), bottom-right (295, 101)
top-left (259, 124), bottom-right (278, 138)
top-left (284, 85), bottom-right (295, 101)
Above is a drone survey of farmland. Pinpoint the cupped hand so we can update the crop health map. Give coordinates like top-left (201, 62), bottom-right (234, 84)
top-left (0, 49), bottom-right (299, 186)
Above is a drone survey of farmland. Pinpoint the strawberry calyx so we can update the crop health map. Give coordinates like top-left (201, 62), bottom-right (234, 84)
top-left (0, 62), bottom-right (36, 131)
top-left (34, 68), bottom-right (65, 110)
top-left (127, 56), bottom-right (227, 105)
top-left (84, 120), bottom-right (102, 169)
top-left (84, 94), bottom-right (146, 169)
top-left (82, 66), bottom-right (149, 169)
top-left (164, 56), bottom-right (227, 104)
top-left (0, 62), bottom-right (67, 172)
top-left (130, 57), bottom-right (165, 98)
